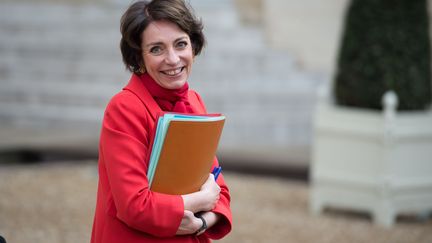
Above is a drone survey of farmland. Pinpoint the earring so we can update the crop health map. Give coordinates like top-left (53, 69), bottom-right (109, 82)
top-left (139, 66), bottom-right (146, 74)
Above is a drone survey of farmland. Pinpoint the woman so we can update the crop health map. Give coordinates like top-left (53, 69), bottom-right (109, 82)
top-left (90, 0), bottom-right (232, 242)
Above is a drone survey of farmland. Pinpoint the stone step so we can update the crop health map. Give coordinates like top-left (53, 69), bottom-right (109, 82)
top-left (0, 1), bottom-right (321, 163)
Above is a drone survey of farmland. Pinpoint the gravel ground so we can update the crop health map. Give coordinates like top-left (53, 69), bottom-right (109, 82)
top-left (0, 160), bottom-right (431, 243)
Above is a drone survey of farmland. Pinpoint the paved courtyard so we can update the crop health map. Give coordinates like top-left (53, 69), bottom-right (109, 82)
top-left (1, 160), bottom-right (431, 243)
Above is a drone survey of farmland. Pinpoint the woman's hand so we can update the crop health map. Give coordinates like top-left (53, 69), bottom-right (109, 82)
top-left (175, 211), bottom-right (221, 236)
top-left (199, 174), bottom-right (221, 211)
top-left (182, 173), bottom-right (221, 213)
top-left (176, 210), bottom-right (201, 235)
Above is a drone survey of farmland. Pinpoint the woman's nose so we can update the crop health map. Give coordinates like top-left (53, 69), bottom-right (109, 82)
top-left (165, 48), bottom-right (180, 65)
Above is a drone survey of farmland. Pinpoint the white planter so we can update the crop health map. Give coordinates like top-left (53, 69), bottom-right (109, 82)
top-left (310, 92), bottom-right (432, 227)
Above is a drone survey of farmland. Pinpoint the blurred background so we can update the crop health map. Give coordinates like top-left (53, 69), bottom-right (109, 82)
top-left (1, 0), bottom-right (432, 242)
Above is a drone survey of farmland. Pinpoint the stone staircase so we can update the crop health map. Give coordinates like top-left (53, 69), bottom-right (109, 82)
top-left (0, 0), bottom-right (324, 165)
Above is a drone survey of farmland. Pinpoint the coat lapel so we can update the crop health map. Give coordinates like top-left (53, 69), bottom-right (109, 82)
top-left (123, 74), bottom-right (162, 121)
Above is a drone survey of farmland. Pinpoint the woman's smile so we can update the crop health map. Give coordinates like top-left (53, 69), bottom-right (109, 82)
top-left (161, 66), bottom-right (185, 76)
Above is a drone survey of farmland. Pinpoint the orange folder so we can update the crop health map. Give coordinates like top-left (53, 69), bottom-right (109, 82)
top-left (149, 114), bottom-right (225, 195)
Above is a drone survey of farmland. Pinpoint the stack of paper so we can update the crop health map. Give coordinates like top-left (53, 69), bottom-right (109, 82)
top-left (147, 113), bottom-right (225, 195)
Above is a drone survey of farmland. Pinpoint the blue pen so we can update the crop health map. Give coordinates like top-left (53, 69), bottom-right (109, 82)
top-left (213, 167), bottom-right (221, 180)
top-left (212, 166), bottom-right (222, 180)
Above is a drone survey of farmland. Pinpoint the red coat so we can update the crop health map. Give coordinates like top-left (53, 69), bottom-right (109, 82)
top-left (91, 74), bottom-right (232, 243)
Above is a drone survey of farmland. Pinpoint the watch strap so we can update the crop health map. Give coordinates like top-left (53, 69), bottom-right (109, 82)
top-left (195, 213), bottom-right (207, 235)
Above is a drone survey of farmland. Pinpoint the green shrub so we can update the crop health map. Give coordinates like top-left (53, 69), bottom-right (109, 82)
top-left (334, 0), bottom-right (431, 110)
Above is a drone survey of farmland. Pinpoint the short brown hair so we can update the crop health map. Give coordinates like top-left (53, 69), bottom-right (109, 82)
top-left (120, 0), bottom-right (205, 74)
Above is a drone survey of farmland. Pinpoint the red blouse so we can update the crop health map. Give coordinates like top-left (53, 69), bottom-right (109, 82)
top-left (91, 74), bottom-right (232, 243)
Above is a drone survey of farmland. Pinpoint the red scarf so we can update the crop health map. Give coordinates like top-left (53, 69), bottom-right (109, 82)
top-left (140, 73), bottom-right (194, 113)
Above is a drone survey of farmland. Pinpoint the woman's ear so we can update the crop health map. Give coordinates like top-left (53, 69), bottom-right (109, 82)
top-left (138, 59), bottom-right (146, 73)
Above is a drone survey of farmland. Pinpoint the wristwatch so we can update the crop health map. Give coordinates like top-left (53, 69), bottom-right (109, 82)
top-left (195, 214), bottom-right (207, 235)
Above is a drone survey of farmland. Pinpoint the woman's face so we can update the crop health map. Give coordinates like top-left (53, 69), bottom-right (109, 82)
top-left (141, 20), bottom-right (194, 90)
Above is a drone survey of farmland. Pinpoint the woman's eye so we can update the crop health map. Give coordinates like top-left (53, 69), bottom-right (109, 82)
top-left (176, 41), bottom-right (188, 49)
top-left (149, 46), bottom-right (162, 54)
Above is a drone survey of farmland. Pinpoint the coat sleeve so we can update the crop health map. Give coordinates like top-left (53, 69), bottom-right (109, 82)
top-left (100, 91), bottom-right (184, 237)
top-left (191, 91), bottom-right (233, 239)
top-left (205, 159), bottom-right (233, 239)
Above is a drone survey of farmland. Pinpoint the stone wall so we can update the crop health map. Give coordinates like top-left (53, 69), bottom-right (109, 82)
top-left (0, 0), bottom-right (323, 166)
